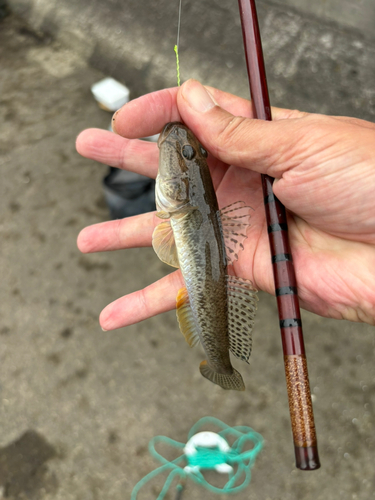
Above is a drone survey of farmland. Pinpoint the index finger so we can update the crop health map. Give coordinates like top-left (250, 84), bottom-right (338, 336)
top-left (112, 84), bottom-right (300, 139)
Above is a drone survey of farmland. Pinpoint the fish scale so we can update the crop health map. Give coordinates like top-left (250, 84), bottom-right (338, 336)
top-left (171, 195), bottom-right (231, 372)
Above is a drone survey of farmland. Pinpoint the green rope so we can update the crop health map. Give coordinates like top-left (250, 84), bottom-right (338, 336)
top-left (187, 447), bottom-right (228, 469)
top-left (131, 417), bottom-right (263, 499)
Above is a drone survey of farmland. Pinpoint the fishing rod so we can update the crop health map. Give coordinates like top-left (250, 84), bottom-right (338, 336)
top-left (237, 0), bottom-right (320, 470)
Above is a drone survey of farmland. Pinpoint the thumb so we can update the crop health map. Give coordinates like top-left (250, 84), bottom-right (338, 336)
top-left (177, 79), bottom-right (303, 178)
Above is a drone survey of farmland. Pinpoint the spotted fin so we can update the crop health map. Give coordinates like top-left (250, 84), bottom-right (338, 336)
top-left (176, 287), bottom-right (200, 347)
top-left (152, 221), bottom-right (179, 268)
top-left (219, 201), bottom-right (252, 264)
top-left (199, 361), bottom-right (245, 391)
top-left (226, 275), bottom-right (258, 363)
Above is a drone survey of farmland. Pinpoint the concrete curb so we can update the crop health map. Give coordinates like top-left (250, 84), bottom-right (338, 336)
top-left (6, 0), bottom-right (375, 107)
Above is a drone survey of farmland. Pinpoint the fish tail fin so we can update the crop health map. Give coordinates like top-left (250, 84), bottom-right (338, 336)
top-left (199, 360), bottom-right (245, 391)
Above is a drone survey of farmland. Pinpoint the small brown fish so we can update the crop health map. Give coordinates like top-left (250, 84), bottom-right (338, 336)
top-left (153, 122), bottom-right (258, 391)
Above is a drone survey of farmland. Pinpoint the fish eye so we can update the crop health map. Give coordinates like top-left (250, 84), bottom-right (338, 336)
top-left (200, 146), bottom-right (208, 158)
top-left (181, 145), bottom-right (195, 160)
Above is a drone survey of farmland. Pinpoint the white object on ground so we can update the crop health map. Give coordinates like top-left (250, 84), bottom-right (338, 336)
top-left (91, 77), bottom-right (130, 111)
top-left (184, 431), bottom-right (233, 474)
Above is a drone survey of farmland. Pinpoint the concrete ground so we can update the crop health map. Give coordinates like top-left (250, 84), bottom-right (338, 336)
top-left (0, 3), bottom-right (374, 500)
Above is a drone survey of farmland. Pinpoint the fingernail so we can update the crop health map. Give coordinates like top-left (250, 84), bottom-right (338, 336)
top-left (101, 326), bottom-right (107, 332)
top-left (182, 79), bottom-right (217, 113)
top-left (111, 109), bottom-right (120, 133)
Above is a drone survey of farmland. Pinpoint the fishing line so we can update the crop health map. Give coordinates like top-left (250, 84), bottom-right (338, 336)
top-left (174, 0), bottom-right (183, 86)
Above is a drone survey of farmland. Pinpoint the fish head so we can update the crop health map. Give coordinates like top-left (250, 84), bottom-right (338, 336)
top-left (156, 122), bottom-right (208, 216)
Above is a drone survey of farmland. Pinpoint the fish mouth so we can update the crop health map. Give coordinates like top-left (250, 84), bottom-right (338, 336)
top-left (157, 122), bottom-right (186, 148)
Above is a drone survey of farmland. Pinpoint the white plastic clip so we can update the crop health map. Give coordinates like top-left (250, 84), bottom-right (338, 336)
top-left (183, 432), bottom-right (233, 474)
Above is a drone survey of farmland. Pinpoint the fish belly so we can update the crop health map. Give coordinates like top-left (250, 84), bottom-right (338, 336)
top-left (172, 211), bottom-right (245, 391)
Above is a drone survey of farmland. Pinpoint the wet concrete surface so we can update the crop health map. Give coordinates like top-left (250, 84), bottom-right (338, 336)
top-left (0, 430), bottom-right (58, 498)
top-left (0, 9), bottom-right (375, 500)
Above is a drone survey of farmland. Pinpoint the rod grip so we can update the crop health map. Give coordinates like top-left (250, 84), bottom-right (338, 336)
top-left (284, 355), bottom-right (320, 470)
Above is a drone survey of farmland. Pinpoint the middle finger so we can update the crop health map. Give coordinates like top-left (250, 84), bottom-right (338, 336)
top-left (77, 211), bottom-right (158, 253)
top-left (76, 128), bottom-right (159, 178)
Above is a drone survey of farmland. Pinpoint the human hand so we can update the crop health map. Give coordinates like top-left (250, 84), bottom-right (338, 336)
top-left (76, 79), bottom-right (375, 329)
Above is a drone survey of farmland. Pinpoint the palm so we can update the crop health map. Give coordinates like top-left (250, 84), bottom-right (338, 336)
top-left (208, 159), bottom-right (266, 285)
top-left (201, 154), bottom-right (375, 324)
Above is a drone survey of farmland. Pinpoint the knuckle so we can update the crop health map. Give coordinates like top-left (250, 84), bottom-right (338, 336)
top-left (215, 115), bottom-right (249, 153)
top-left (135, 287), bottom-right (154, 323)
top-left (138, 288), bottom-right (150, 319)
top-left (115, 219), bottom-right (125, 247)
top-left (284, 109), bottom-right (309, 119)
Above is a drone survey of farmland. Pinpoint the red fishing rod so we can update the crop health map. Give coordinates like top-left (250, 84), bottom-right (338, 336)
top-left (237, 0), bottom-right (320, 470)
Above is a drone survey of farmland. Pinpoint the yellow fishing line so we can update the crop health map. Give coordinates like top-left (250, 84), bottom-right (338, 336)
top-left (174, 44), bottom-right (181, 86)
top-left (174, 0), bottom-right (182, 86)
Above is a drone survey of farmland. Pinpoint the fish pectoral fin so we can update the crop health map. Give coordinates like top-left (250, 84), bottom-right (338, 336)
top-left (156, 210), bottom-right (171, 219)
top-left (152, 221), bottom-right (179, 268)
top-left (227, 275), bottom-right (258, 364)
top-left (176, 287), bottom-right (200, 347)
top-left (199, 361), bottom-right (245, 391)
top-left (218, 201), bottom-right (253, 264)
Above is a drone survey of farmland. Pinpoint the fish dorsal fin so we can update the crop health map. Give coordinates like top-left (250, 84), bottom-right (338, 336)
top-left (219, 201), bottom-right (252, 264)
top-left (226, 275), bottom-right (258, 363)
top-left (152, 221), bottom-right (179, 268)
top-left (176, 287), bottom-right (200, 347)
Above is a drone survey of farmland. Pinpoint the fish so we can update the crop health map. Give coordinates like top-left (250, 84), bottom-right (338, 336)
top-left (153, 122), bottom-right (258, 391)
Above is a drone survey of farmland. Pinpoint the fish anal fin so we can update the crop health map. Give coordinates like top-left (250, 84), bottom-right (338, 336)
top-left (199, 361), bottom-right (245, 391)
top-left (152, 221), bottom-right (179, 268)
top-left (176, 287), bottom-right (200, 347)
top-left (219, 201), bottom-right (253, 264)
top-left (227, 275), bottom-right (258, 363)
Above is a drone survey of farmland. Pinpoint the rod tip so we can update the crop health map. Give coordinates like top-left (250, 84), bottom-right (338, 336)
top-left (294, 445), bottom-right (321, 471)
